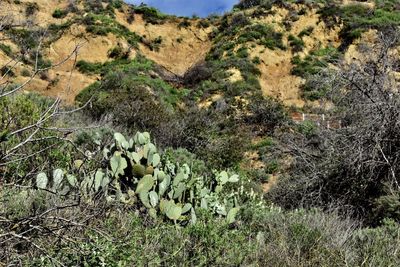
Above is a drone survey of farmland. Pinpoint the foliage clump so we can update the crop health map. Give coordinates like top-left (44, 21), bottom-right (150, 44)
top-left (291, 46), bottom-right (341, 100)
top-left (52, 8), bottom-right (68, 19)
top-left (133, 4), bottom-right (168, 24)
top-left (82, 13), bottom-right (142, 47)
top-left (238, 23), bottom-right (285, 50)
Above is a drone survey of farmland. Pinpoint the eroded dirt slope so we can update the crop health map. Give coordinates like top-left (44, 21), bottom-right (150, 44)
top-left (2, 0), bottom-right (391, 107)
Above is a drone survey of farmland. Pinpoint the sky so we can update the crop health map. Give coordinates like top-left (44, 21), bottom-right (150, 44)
top-left (125, 0), bottom-right (239, 17)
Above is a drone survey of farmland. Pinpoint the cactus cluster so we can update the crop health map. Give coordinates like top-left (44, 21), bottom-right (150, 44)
top-left (36, 132), bottom-right (242, 224)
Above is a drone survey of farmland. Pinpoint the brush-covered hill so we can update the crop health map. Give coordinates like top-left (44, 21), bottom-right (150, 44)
top-left (1, 0), bottom-right (398, 106)
top-left (1, 0), bottom-right (213, 103)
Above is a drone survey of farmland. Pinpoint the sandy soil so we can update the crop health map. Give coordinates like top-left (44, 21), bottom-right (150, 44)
top-left (115, 12), bottom-right (213, 76)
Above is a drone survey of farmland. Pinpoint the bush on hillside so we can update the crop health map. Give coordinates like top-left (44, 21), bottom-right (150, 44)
top-left (52, 8), bottom-right (68, 19)
top-left (134, 5), bottom-right (167, 24)
top-left (245, 96), bottom-right (288, 135)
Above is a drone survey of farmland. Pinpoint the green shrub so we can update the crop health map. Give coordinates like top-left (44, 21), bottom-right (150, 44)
top-left (288, 34), bottom-right (305, 52)
top-left (0, 93), bottom-right (75, 183)
top-left (238, 23), bottom-right (285, 50)
top-left (76, 60), bottom-right (103, 74)
top-left (83, 0), bottom-right (117, 16)
top-left (297, 120), bottom-right (318, 137)
top-left (197, 19), bottom-right (211, 28)
top-left (291, 49), bottom-right (331, 86)
top-left (252, 56), bottom-right (261, 64)
top-left (0, 66), bottom-right (15, 77)
top-left (107, 45), bottom-right (129, 59)
top-left (134, 5), bottom-right (168, 24)
top-left (6, 28), bottom-right (37, 50)
top-left (76, 56), bottom-right (186, 127)
top-left (110, 0), bottom-right (124, 9)
top-left (245, 96), bottom-right (288, 134)
top-left (148, 36), bottom-right (163, 52)
top-left (352, 219), bottom-right (400, 266)
top-left (298, 26), bottom-right (314, 38)
top-left (0, 188), bottom-right (49, 221)
top-left (178, 19), bottom-right (191, 29)
top-left (52, 8), bottom-right (68, 19)
top-left (234, 0), bottom-right (271, 10)
top-left (373, 187), bottom-right (400, 223)
top-left (20, 68), bottom-right (31, 77)
top-left (236, 46), bottom-right (249, 58)
top-left (82, 13), bottom-right (142, 47)
top-left (225, 13), bottom-right (251, 36)
top-left (291, 47), bottom-right (340, 100)
top-left (4, 28), bottom-right (55, 69)
top-left (48, 20), bottom-right (73, 33)
top-left (0, 44), bottom-right (12, 57)
top-left (163, 148), bottom-right (209, 176)
top-left (37, 57), bottom-right (52, 69)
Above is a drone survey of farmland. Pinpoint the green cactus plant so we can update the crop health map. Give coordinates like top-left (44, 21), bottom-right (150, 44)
top-left (36, 131), bottom-right (244, 224)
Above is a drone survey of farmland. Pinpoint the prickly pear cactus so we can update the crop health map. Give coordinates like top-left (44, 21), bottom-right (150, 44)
top-left (36, 131), bottom-right (243, 224)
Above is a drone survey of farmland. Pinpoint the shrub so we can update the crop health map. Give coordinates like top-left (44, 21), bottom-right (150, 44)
top-left (252, 56), bottom-right (261, 64)
top-left (6, 28), bottom-right (38, 51)
top-left (236, 46), bottom-right (249, 58)
top-left (25, 2), bottom-right (39, 16)
top-left (0, 93), bottom-right (76, 183)
top-left (245, 96), bottom-right (288, 134)
top-left (52, 8), bottom-right (68, 19)
top-left (76, 60), bottom-right (103, 74)
top-left (288, 34), bottom-right (305, 52)
top-left (373, 187), bottom-right (400, 223)
top-left (83, 0), bottom-right (114, 16)
top-left (148, 36), bottom-right (163, 52)
top-left (75, 56), bottom-right (187, 139)
top-left (20, 68), bottom-right (31, 77)
top-left (291, 46), bottom-right (340, 100)
top-left (298, 26), bottom-right (314, 38)
top-left (134, 5), bottom-right (167, 24)
top-left (234, 0), bottom-right (272, 10)
top-left (197, 19), bottom-right (211, 28)
top-left (110, 0), bottom-right (123, 9)
top-left (0, 66), bottom-right (15, 77)
top-left (238, 23), bottom-right (285, 50)
top-left (82, 13), bottom-right (142, 47)
top-left (0, 44), bottom-right (12, 57)
top-left (178, 19), bottom-right (191, 29)
top-left (163, 148), bottom-right (209, 176)
top-left (228, 13), bottom-right (251, 34)
top-left (107, 44), bottom-right (129, 59)
top-left (183, 61), bottom-right (213, 87)
top-left (352, 219), bottom-right (400, 265)
top-left (291, 47), bottom-right (339, 77)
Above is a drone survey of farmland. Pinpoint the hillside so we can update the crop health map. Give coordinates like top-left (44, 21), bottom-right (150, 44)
top-left (2, 0), bottom-right (398, 106)
top-left (1, 0), bottom-right (213, 103)
top-left (1, 0), bottom-right (400, 265)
